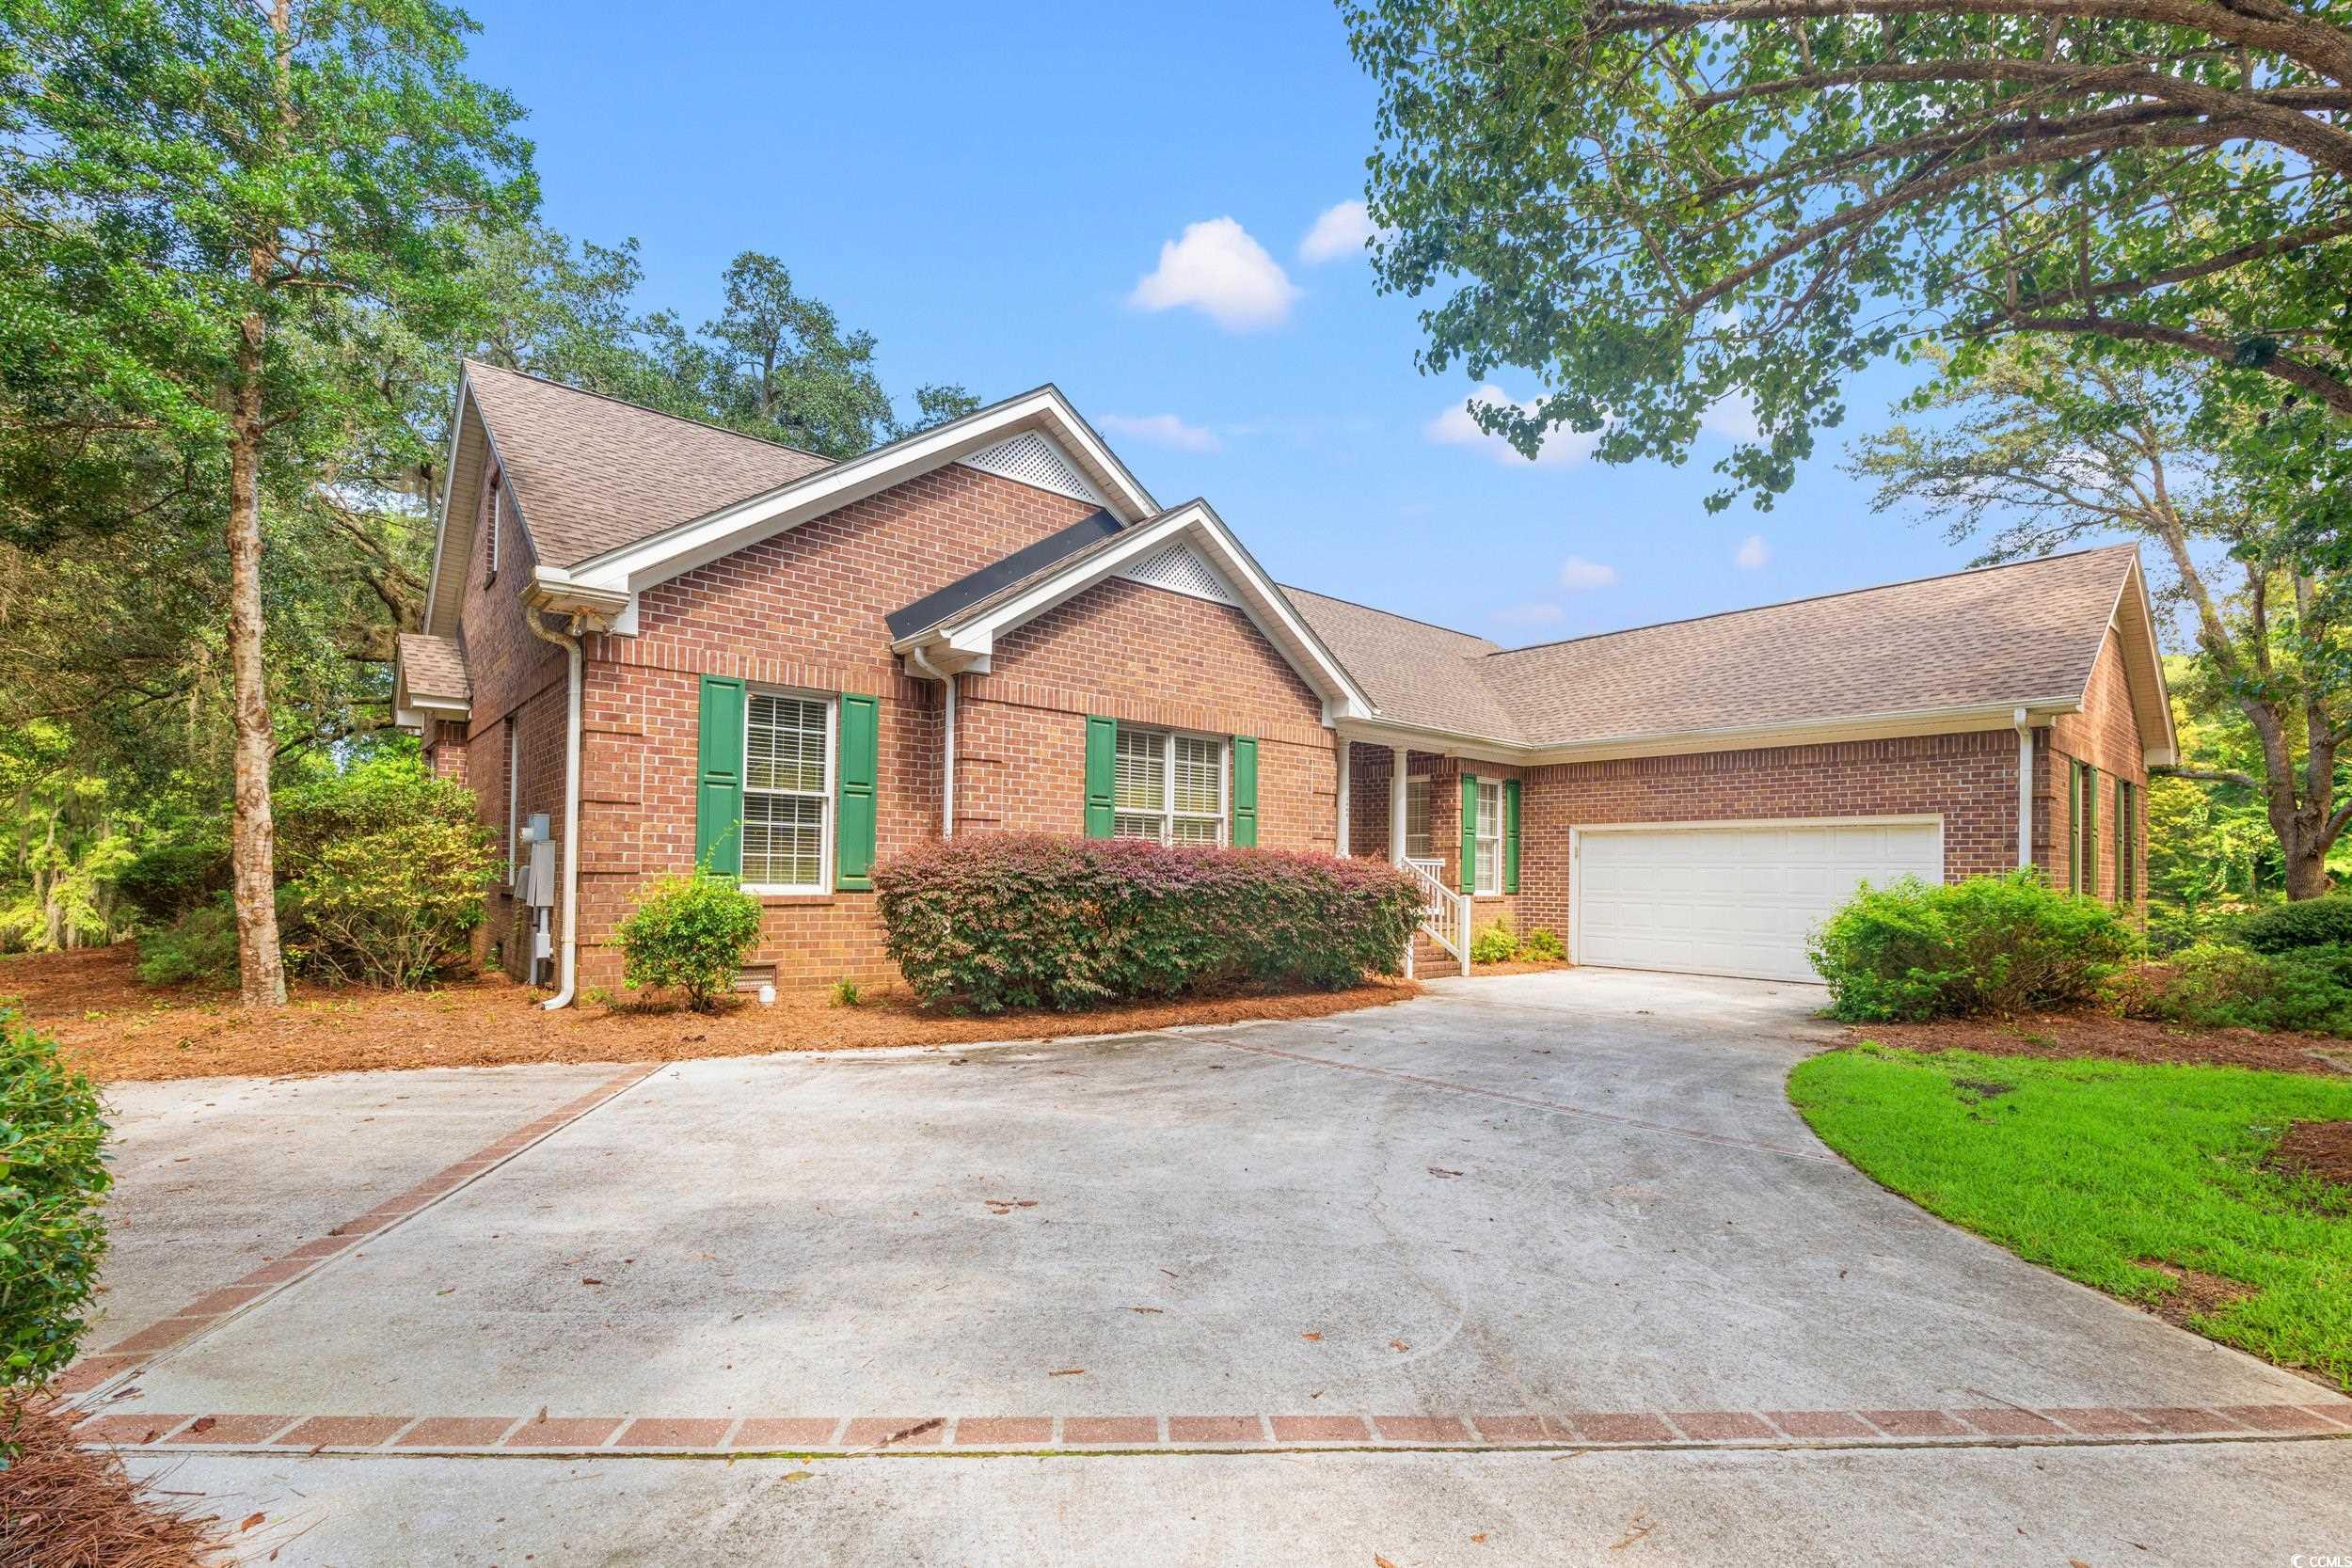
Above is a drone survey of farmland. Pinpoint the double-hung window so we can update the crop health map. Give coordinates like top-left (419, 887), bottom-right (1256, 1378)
top-left (1473, 779), bottom-right (1502, 895)
top-left (741, 692), bottom-right (832, 892)
top-left (1112, 725), bottom-right (1225, 846)
top-left (485, 474), bottom-right (501, 581)
top-left (504, 719), bottom-right (520, 885)
top-left (1405, 778), bottom-right (1432, 860)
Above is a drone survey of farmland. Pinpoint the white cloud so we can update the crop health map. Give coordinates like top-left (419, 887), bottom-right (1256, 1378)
top-left (1299, 199), bottom-right (1379, 264)
top-left (1701, 391), bottom-right (1761, 442)
top-left (1492, 601), bottom-right (1565, 626)
top-left (1098, 412), bottom-right (1221, 453)
top-left (1129, 217), bottom-right (1299, 331)
top-left (1735, 533), bottom-right (1770, 570)
top-left (1423, 384), bottom-right (1601, 467)
top-left (1560, 556), bottom-right (1618, 592)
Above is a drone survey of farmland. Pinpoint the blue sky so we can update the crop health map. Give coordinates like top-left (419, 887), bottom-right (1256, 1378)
top-left (466, 0), bottom-right (1990, 646)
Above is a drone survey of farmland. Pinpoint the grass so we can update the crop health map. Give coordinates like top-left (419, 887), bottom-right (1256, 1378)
top-left (1788, 1043), bottom-right (2352, 1390)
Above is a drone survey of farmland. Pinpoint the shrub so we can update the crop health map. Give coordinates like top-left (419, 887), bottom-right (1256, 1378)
top-left (2234, 895), bottom-right (2352, 955)
top-left (1517, 927), bottom-right (1566, 962)
top-left (829, 978), bottom-right (863, 1008)
top-left (1470, 915), bottom-right (1518, 965)
top-left (1808, 870), bottom-right (2142, 1022)
top-left (275, 752), bottom-right (501, 989)
top-left (133, 895), bottom-right (239, 989)
top-left (0, 1007), bottom-right (110, 1393)
top-left (2121, 940), bottom-right (2352, 1037)
top-left (873, 834), bottom-right (1423, 1013)
top-left (2146, 898), bottom-right (2239, 957)
top-left (113, 837), bottom-right (230, 927)
top-left (615, 875), bottom-right (764, 1011)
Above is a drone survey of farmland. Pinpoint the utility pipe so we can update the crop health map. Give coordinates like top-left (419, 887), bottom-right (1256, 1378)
top-left (525, 608), bottom-right (585, 1010)
top-left (2012, 705), bottom-right (2034, 872)
top-left (906, 643), bottom-right (956, 837)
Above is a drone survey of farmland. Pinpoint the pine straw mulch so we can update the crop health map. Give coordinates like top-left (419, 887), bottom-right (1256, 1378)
top-left (2271, 1119), bottom-right (2352, 1189)
top-left (0, 1398), bottom-right (230, 1568)
top-left (0, 945), bottom-right (1422, 1084)
top-left (1466, 958), bottom-right (1574, 977)
top-left (1846, 1009), bottom-right (2352, 1080)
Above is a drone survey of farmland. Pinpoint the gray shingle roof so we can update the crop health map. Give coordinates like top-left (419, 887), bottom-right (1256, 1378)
top-left (1283, 546), bottom-right (2138, 748)
top-left (395, 632), bottom-right (471, 704)
top-left (464, 360), bottom-right (834, 569)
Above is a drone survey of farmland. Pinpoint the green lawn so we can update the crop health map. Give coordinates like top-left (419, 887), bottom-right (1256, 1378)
top-left (1788, 1044), bottom-right (2352, 1389)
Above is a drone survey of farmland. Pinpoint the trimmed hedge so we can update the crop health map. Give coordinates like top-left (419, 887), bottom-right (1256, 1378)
top-left (615, 875), bottom-right (764, 1011)
top-left (2234, 895), bottom-right (2352, 955)
top-left (1, 1007), bottom-right (110, 1392)
top-left (874, 834), bottom-right (1423, 1013)
top-left (1808, 870), bottom-right (2142, 1022)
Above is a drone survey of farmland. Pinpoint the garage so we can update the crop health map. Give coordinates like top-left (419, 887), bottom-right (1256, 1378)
top-left (1570, 816), bottom-right (1945, 983)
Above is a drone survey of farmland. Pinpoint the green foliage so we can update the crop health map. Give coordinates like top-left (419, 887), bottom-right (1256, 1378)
top-left (1516, 927), bottom-right (1566, 963)
top-left (828, 978), bottom-right (863, 1009)
top-left (2122, 942), bottom-right (2352, 1037)
top-left (1790, 1045), bottom-right (2352, 1388)
top-left (113, 837), bottom-right (230, 928)
top-left (1470, 915), bottom-right (1518, 965)
top-left (874, 835), bottom-right (1424, 1014)
top-left (1809, 871), bottom-right (2142, 1022)
top-left (273, 750), bottom-right (501, 990)
top-left (1343, 0), bottom-right (2352, 513)
top-left (615, 876), bottom-right (764, 1012)
top-left (0, 1006), bottom-right (111, 1392)
top-left (135, 896), bottom-right (241, 990)
top-left (2235, 896), bottom-right (2352, 956)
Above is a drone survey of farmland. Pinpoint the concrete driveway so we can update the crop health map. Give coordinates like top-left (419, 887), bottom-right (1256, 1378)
top-left (68, 969), bottom-right (2352, 1565)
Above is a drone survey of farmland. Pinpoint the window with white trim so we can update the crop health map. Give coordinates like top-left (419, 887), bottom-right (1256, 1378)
top-left (1473, 779), bottom-right (1502, 895)
top-left (1112, 725), bottom-right (1225, 846)
top-left (504, 719), bottom-right (520, 885)
top-left (742, 692), bottom-right (831, 891)
top-left (1405, 778), bottom-right (1432, 860)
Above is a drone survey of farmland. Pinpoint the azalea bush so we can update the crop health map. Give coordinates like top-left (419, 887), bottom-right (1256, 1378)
top-left (2115, 941), bottom-right (2352, 1037)
top-left (615, 875), bottom-right (764, 1011)
top-left (874, 835), bottom-right (1423, 1013)
top-left (1, 1007), bottom-right (110, 1395)
top-left (1809, 871), bottom-right (2141, 1022)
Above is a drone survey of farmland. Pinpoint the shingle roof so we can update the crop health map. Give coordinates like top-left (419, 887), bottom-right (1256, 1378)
top-left (395, 632), bottom-right (471, 704)
top-left (886, 509), bottom-right (1123, 641)
top-left (464, 360), bottom-right (834, 569)
top-left (1283, 546), bottom-right (2138, 748)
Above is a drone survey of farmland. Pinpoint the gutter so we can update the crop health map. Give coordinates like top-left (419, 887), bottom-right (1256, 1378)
top-left (523, 608), bottom-right (587, 1010)
top-left (2012, 705), bottom-right (2035, 871)
top-left (905, 643), bottom-right (956, 837)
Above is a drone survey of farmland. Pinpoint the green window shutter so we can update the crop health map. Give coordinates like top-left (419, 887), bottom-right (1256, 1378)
top-left (2116, 780), bottom-right (2135, 904)
top-left (834, 692), bottom-right (880, 891)
top-left (1459, 773), bottom-right (1478, 894)
top-left (2084, 764), bottom-right (2099, 897)
top-left (1231, 736), bottom-right (1259, 847)
top-left (2067, 761), bottom-right (2082, 892)
top-left (1083, 716), bottom-right (1117, 839)
top-left (1503, 778), bottom-right (1521, 895)
top-left (695, 675), bottom-right (747, 879)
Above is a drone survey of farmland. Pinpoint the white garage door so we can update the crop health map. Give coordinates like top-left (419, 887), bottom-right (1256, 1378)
top-left (1573, 817), bottom-right (1944, 983)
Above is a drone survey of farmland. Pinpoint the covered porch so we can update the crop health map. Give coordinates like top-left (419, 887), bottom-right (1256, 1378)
top-left (1334, 738), bottom-right (1528, 976)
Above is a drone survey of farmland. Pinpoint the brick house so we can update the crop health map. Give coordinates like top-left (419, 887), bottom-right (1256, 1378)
top-left (395, 363), bottom-right (2173, 999)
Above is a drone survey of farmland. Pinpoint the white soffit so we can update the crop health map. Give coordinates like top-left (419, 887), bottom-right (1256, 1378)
top-left (1117, 541), bottom-right (1237, 607)
top-left (956, 430), bottom-right (1107, 506)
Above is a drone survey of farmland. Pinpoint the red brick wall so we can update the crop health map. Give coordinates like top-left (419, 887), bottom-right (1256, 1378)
top-left (961, 577), bottom-right (1334, 847)
top-left (2040, 630), bottom-right (2149, 908)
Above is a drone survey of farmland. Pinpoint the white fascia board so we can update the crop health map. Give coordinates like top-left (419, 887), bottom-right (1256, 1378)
top-left (565, 388), bottom-right (1158, 601)
top-left (420, 370), bottom-right (479, 638)
top-left (915, 502), bottom-right (1374, 721)
top-left (1338, 697), bottom-right (2085, 767)
top-left (2109, 553), bottom-right (2179, 766)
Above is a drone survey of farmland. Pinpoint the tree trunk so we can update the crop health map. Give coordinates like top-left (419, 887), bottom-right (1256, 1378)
top-left (227, 285), bottom-right (287, 1007)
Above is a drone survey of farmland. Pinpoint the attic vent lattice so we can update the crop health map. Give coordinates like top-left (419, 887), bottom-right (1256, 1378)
top-left (957, 430), bottom-right (1105, 505)
top-left (1118, 542), bottom-right (1236, 607)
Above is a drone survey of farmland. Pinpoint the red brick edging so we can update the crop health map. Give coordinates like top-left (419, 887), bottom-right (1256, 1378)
top-left (54, 1067), bottom-right (656, 1401)
top-left (74, 1402), bottom-right (2352, 1455)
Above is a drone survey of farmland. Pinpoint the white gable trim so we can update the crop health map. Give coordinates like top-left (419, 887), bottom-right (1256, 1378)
top-left (2103, 552), bottom-right (2178, 768)
top-left (1118, 540), bottom-right (1238, 607)
top-left (896, 500), bottom-right (1373, 724)
top-left (542, 387), bottom-right (1156, 611)
top-left (957, 430), bottom-right (1107, 506)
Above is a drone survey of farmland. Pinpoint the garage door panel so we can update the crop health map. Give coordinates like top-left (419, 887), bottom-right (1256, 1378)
top-left (1575, 819), bottom-right (1943, 983)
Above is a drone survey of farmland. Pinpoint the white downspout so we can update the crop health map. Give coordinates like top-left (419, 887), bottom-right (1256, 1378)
top-left (906, 644), bottom-right (955, 838)
top-left (2012, 705), bottom-right (2034, 872)
top-left (526, 609), bottom-right (585, 1010)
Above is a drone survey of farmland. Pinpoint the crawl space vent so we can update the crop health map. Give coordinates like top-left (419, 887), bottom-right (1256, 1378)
top-left (957, 431), bottom-right (1106, 505)
top-left (1117, 542), bottom-right (1236, 607)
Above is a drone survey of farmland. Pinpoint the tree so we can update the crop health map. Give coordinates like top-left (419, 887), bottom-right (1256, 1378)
top-left (0, 0), bottom-right (533, 1005)
top-left (1851, 341), bottom-right (2352, 896)
top-left (1340, 0), bottom-right (2352, 509)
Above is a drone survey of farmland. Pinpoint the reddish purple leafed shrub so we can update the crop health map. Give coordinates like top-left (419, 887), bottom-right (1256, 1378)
top-left (873, 834), bottom-right (1424, 1013)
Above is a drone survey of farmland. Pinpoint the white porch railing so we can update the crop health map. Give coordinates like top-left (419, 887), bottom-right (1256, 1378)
top-left (1402, 857), bottom-right (1470, 977)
